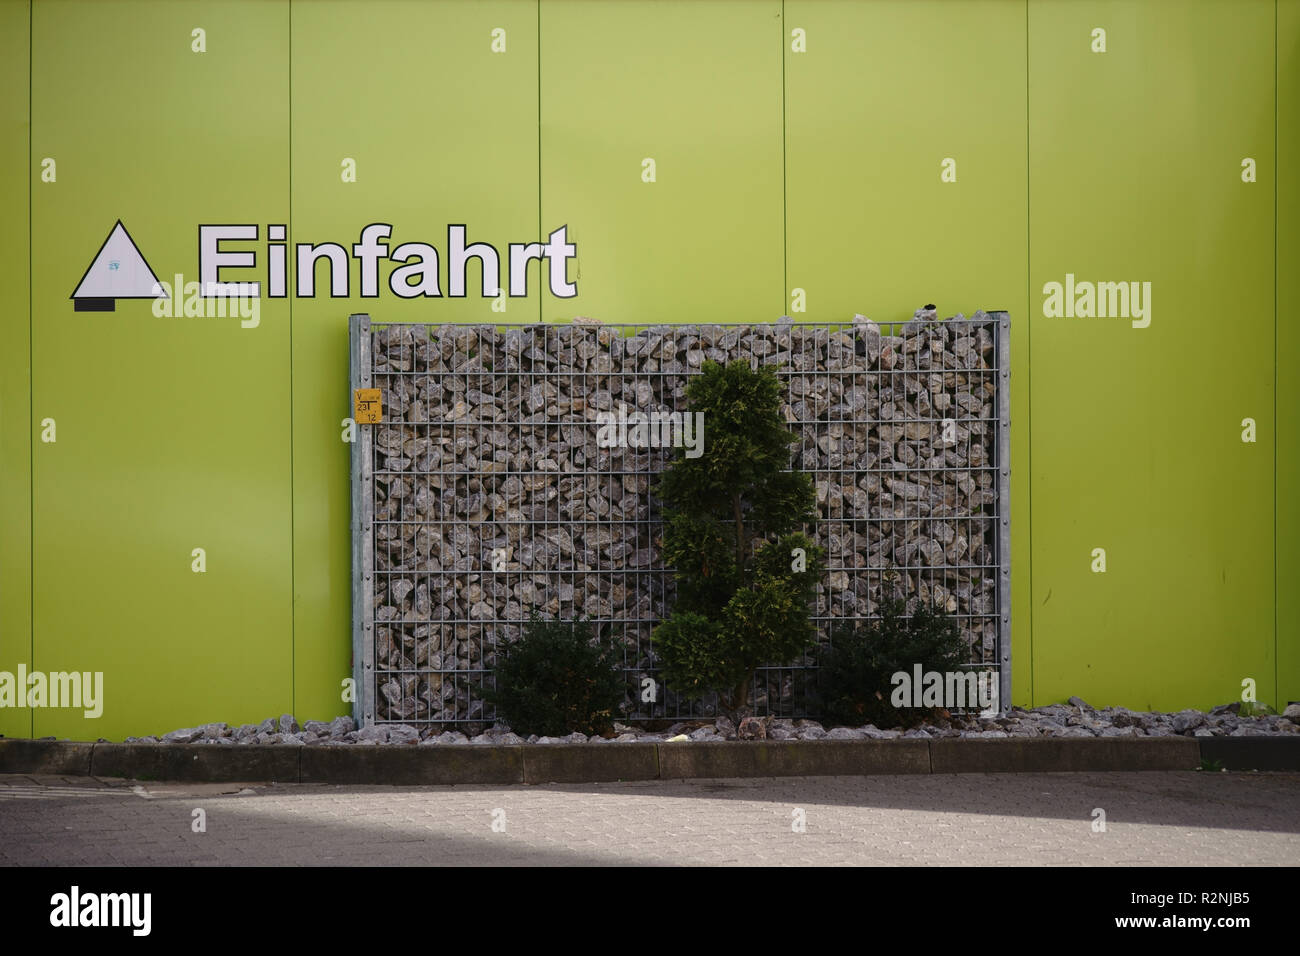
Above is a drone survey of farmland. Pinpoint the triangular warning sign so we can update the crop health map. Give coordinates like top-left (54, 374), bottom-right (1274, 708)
top-left (70, 220), bottom-right (166, 312)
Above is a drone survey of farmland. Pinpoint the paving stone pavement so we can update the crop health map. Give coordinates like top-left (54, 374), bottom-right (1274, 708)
top-left (0, 771), bottom-right (1296, 866)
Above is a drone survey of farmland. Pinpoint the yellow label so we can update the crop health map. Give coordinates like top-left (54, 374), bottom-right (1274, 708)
top-left (354, 388), bottom-right (382, 424)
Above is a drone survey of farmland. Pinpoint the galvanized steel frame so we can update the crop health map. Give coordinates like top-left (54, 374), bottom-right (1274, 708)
top-left (350, 313), bottom-right (1012, 727)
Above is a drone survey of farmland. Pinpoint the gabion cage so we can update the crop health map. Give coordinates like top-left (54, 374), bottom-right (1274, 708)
top-left (350, 313), bottom-right (1011, 729)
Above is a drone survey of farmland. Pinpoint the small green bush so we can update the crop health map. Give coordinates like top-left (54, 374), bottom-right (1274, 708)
top-left (482, 615), bottom-right (625, 737)
top-left (816, 593), bottom-right (973, 729)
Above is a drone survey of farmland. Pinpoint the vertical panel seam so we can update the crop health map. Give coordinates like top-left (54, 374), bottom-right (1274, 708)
top-left (537, 0), bottom-right (542, 325)
top-left (1024, 0), bottom-right (1034, 707)
top-left (27, 0), bottom-right (34, 739)
top-left (781, 0), bottom-right (787, 313)
top-left (288, 0), bottom-right (296, 714)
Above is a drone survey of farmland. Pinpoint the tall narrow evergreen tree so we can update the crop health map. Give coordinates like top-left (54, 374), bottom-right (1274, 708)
top-left (653, 359), bottom-right (824, 715)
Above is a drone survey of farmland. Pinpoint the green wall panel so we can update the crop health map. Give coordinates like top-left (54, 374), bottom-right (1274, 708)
top-left (1279, 0), bottom-right (1299, 710)
top-left (0, 0), bottom-right (31, 739)
top-left (289, 0), bottom-right (540, 722)
top-left (29, 0), bottom-right (293, 739)
top-left (783, 0), bottom-right (1031, 703)
top-left (1028, 0), bottom-right (1276, 711)
top-left (539, 0), bottom-right (784, 323)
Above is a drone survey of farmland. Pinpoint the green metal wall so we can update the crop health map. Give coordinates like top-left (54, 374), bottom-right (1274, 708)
top-left (1, 0), bottom-right (1295, 740)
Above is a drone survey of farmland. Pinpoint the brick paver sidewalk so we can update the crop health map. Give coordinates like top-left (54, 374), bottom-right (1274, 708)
top-left (1, 771), bottom-right (1296, 866)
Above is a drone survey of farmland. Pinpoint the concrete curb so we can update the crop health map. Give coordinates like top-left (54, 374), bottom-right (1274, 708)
top-left (658, 739), bottom-right (931, 778)
top-left (0, 740), bottom-right (94, 775)
top-left (301, 743), bottom-right (523, 785)
top-left (90, 743), bottom-right (301, 783)
top-left (929, 737), bottom-right (1200, 773)
top-left (5, 736), bottom-right (1293, 782)
top-left (1197, 737), bottom-right (1300, 771)
top-left (523, 743), bottom-right (659, 784)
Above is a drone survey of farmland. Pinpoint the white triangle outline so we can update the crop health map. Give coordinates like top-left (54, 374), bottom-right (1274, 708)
top-left (70, 220), bottom-right (167, 300)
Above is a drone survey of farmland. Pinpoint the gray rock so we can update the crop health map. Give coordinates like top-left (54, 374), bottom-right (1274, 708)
top-left (387, 724), bottom-right (420, 745)
top-left (1067, 696), bottom-right (1093, 711)
top-left (278, 714), bottom-right (298, 735)
top-left (1099, 726), bottom-right (1138, 738)
top-left (1283, 703), bottom-right (1300, 721)
top-left (1109, 708), bottom-right (1140, 728)
top-left (688, 727), bottom-right (719, 741)
top-left (1171, 710), bottom-right (1205, 734)
top-left (1037, 704), bottom-right (1073, 719)
top-left (162, 727), bottom-right (203, 744)
top-left (328, 715), bottom-right (356, 738)
top-left (714, 716), bottom-right (736, 738)
top-left (1056, 726), bottom-right (1096, 738)
top-left (356, 724), bottom-right (389, 743)
top-left (825, 727), bottom-right (862, 739)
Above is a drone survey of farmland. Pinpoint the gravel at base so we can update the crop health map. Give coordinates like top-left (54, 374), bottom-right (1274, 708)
top-left (125, 698), bottom-right (1300, 746)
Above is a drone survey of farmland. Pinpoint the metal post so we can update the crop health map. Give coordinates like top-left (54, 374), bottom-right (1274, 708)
top-left (350, 313), bottom-right (376, 729)
top-left (991, 310), bottom-right (1012, 715)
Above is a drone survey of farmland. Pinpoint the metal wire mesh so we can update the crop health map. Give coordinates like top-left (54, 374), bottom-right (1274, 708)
top-left (350, 315), bottom-right (1010, 729)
